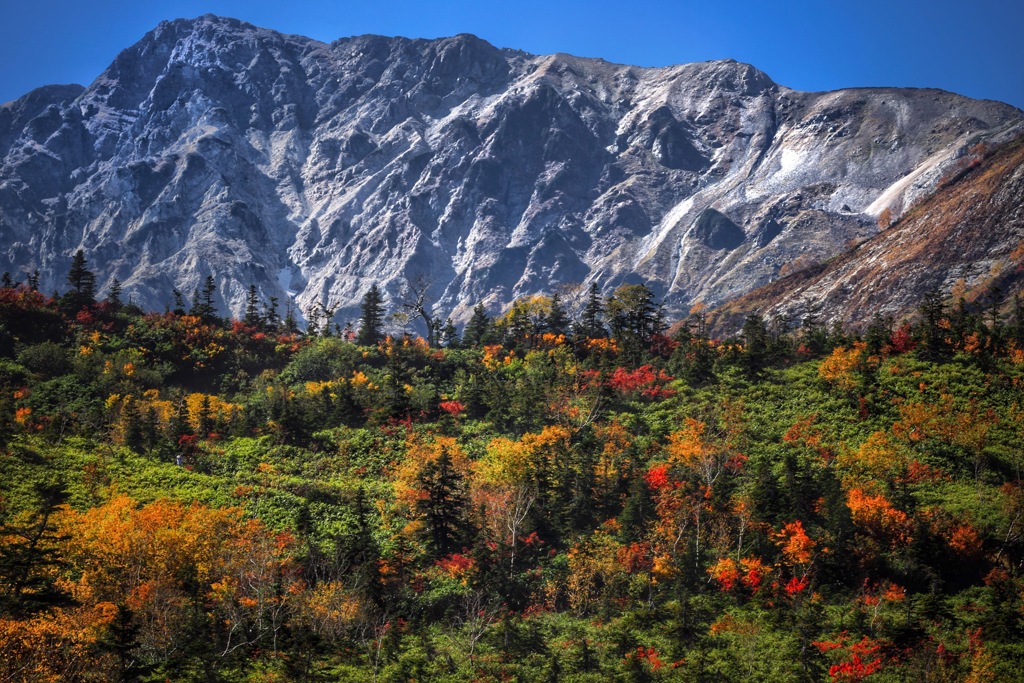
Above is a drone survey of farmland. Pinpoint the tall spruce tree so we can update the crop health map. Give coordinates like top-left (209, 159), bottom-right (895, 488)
top-left (463, 303), bottom-right (493, 348)
top-left (605, 283), bottom-right (663, 362)
top-left (243, 285), bottom-right (262, 327)
top-left (545, 292), bottom-right (570, 337)
top-left (356, 284), bottom-right (385, 346)
top-left (105, 278), bottom-right (123, 310)
top-left (191, 275), bottom-right (218, 321)
top-left (171, 288), bottom-right (186, 315)
top-left (63, 249), bottom-right (96, 311)
top-left (575, 283), bottom-right (606, 340)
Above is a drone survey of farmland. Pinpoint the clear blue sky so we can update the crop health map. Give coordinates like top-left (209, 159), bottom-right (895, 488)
top-left (2, 0), bottom-right (1022, 110)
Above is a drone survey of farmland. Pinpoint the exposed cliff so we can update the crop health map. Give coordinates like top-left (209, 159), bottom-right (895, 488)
top-left (1, 15), bottom-right (1020, 325)
top-left (708, 134), bottom-right (1024, 335)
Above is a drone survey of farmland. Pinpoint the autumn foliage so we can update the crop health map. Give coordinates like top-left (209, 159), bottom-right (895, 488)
top-left (2, 269), bottom-right (1024, 680)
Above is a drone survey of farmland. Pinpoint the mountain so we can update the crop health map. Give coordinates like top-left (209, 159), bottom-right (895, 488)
top-left (707, 133), bottom-right (1024, 335)
top-left (1, 14), bottom-right (1021, 325)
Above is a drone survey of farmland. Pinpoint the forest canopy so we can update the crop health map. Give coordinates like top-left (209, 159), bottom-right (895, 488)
top-left (2, 259), bottom-right (1024, 682)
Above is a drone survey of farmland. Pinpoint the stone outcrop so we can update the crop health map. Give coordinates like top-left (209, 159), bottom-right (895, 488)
top-left (1, 15), bottom-right (1021, 326)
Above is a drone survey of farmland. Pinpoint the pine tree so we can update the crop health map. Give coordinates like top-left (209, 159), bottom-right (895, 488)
top-left (545, 292), bottom-right (570, 337)
top-left (741, 313), bottom-right (770, 379)
top-left (0, 482), bottom-right (71, 616)
top-left (243, 285), bottom-right (262, 327)
top-left (171, 288), bottom-right (186, 316)
top-left (415, 450), bottom-right (468, 556)
top-left (284, 301), bottom-right (299, 334)
top-left (356, 284), bottom-right (386, 346)
top-left (63, 249), bottom-right (96, 311)
top-left (439, 317), bottom-right (460, 348)
top-left (263, 296), bottom-right (280, 331)
top-left (606, 283), bottom-right (663, 363)
top-left (864, 314), bottom-right (893, 356)
top-left (305, 303), bottom-right (322, 338)
top-left (575, 283), bottom-right (606, 340)
top-left (463, 303), bottom-right (493, 348)
top-left (105, 278), bottom-right (123, 309)
top-left (191, 275), bottom-right (218, 321)
top-left (916, 289), bottom-right (949, 362)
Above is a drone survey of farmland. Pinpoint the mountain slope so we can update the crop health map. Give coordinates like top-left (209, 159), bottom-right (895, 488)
top-left (708, 134), bottom-right (1024, 334)
top-left (1, 15), bottom-right (1021, 324)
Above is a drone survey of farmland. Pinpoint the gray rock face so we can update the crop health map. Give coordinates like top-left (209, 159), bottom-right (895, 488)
top-left (1, 14), bottom-right (1021, 325)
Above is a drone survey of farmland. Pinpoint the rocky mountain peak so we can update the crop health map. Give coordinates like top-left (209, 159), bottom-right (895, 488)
top-left (0, 15), bottom-right (1021, 328)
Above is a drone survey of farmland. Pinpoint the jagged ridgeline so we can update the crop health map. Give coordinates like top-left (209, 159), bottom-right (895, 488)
top-left (1, 14), bottom-right (1022, 329)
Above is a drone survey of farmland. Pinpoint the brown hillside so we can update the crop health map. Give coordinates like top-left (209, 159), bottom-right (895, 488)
top-left (708, 134), bottom-right (1024, 335)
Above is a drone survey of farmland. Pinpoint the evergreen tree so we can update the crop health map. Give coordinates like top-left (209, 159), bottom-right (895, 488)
top-left (575, 283), bottom-right (606, 340)
top-left (63, 249), bottom-right (96, 311)
top-left (415, 450), bottom-right (468, 556)
top-left (356, 284), bottom-right (386, 346)
top-left (545, 292), bottom-right (570, 337)
top-left (305, 303), bottom-right (323, 338)
top-left (283, 301), bottom-right (299, 334)
top-left (1008, 294), bottom-right (1024, 348)
top-left (0, 482), bottom-right (71, 616)
top-left (741, 313), bottom-right (770, 379)
top-left (916, 289), bottom-right (950, 362)
top-left (105, 278), bottom-right (123, 310)
top-left (196, 395), bottom-right (214, 437)
top-left (605, 283), bottom-right (663, 363)
top-left (671, 306), bottom-right (716, 386)
top-left (439, 317), bottom-right (460, 348)
top-left (191, 276), bottom-right (218, 321)
top-left (263, 295), bottom-right (280, 331)
top-left (799, 302), bottom-right (829, 355)
top-left (463, 303), bottom-right (493, 348)
top-left (243, 285), bottom-right (262, 327)
top-left (864, 314), bottom-right (893, 356)
top-left (171, 288), bottom-right (186, 316)
top-left (500, 299), bottom-right (536, 348)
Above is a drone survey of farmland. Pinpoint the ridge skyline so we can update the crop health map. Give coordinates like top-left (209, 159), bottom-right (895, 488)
top-left (3, 1), bottom-right (1023, 110)
top-left (1, 12), bottom-right (1022, 330)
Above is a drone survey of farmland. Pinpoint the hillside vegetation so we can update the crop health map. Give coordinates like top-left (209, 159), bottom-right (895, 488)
top-left (2, 264), bottom-right (1024, 682)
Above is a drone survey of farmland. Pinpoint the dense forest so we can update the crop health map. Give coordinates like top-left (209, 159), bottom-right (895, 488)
top-left (3, 254), bottom-right (1024, 682)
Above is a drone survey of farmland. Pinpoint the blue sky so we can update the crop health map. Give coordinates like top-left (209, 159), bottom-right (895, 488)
top-left (2, 0), bottom-right (1022, 109)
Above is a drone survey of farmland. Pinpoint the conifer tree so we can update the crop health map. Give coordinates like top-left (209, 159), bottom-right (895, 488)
top-left (439, 317), bottom-right (460, 348)
top-left (416, 450), bottom-right (468, 556)
top-left (606, 283), bottom-right (663, 363)
top-left (105, 278), bottom-right (123, 310)
top-left (191, 275), bottom-right (218, 321)
top-left (916, 289), bottom-right (949, 361)
top-left (356, 284), bottom-right (385, 346)
top-left (463, 303), bottom-right (493, 348)
top-left (741, 313), bottom-right (770, 379)
top-left (284, 301), bottom-right (299, 334)
top-left (575, 283), bottom-right (606, 340)
top-left (63, 249), bottom-right (96, 311)
top-left (545, 292), bottom-right (570, 337)
top-left (244, 285), bottom-right (262, 327)
top-left (171, 288), bottom-right (186, 316)
top-left (263, 296), bottom-right (280, 331)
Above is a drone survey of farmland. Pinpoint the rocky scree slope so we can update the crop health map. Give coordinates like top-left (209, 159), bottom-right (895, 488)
top-left (707, 134), bottom-right (1024, 335)
top-left (1, 14), bottom-right (1021, 325)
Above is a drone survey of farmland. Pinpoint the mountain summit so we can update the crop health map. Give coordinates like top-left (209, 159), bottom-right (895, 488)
top-left (1, 15), bottom-right (1021, 324)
